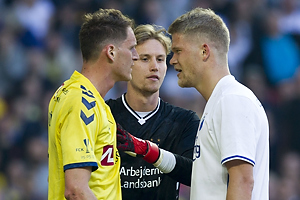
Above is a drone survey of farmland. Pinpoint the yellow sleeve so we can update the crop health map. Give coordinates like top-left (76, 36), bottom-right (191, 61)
top-left (60, 94), bottom-right (98, 171)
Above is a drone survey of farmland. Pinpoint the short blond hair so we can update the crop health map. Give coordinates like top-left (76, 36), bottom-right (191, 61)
top-left (168, 8), bottom-right (230, 54)
top-left (134, 24), bottom-right (171, 55)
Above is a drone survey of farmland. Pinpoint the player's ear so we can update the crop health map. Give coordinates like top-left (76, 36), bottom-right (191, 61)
top-left (105, 44), bottom-right (116, 63)
top-left (202, 44), bottom-right (210, 62)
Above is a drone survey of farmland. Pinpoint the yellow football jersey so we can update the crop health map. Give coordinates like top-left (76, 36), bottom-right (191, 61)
top-left (48, 71), bottom-right (121, 200)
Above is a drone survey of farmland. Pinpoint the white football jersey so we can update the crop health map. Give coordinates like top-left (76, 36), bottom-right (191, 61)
top-left (190, 75), bottom-right (269, 200)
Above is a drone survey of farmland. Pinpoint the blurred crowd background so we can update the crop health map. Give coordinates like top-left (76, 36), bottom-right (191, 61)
top-left (0, 0), bottom-right (300, 199)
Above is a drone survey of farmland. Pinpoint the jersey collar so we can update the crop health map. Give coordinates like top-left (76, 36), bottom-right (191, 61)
top-left (121, 94), bottom-right (160, 125)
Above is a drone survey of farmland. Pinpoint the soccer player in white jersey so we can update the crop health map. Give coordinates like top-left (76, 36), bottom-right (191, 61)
top-left (167, 7), bottom-right (269, 200)
top-left (48, 9), bottom-right (138, 200)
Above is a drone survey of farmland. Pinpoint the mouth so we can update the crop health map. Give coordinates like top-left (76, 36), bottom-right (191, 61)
top-left (175, 68), bottom-right (182, 73)
top-left (175, 68), bottom-right (182, 78)
top-left (147, 75), bottom-right (159, 81)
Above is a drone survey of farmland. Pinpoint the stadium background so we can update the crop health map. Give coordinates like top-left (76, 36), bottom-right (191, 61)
top-left (0, 0), bottom-right (300, 199)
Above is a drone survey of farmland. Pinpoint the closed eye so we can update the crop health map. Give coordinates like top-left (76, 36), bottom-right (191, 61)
top-left (171, 48), bottom-right (181, 54)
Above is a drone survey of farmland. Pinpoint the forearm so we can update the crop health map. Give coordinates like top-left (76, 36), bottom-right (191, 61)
top-left (123, 142), bottom-right (193, 185)
top-left (226, 179), bottom-right (253, 200)
top-left (154, 151), bottom-right (192, 186)
top-left (166, 154), bottom-right (193, 186)
top-left (65, 186), bottom-right (97, 200)
top-left (225, 160), bottom-right (254, 200)
top-left (117, 124), bottom-right (193, 185)
top-left (65, 167), bottom-right (97, 200)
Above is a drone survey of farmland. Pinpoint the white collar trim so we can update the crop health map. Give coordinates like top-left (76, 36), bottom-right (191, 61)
top-left (121, 94), bottom-right (160, 125)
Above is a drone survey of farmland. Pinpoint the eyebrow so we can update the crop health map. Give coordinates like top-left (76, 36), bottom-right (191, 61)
top-left (171, 46), bottom-right (180, 51)
top-left (139, 53), bottom-right (166, 57)
top-left (130, 44), bottom-right (137, 49)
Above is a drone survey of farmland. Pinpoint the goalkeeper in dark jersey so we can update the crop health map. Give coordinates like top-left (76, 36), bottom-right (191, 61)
top-left (106, 24), bottom-right (200, 200)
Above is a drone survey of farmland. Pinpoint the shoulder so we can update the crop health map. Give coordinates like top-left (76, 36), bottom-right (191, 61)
top-left (62, 80), bottom-right (103, 111)
top-left (161, 100), bottom-right (200, 121)
top-left (105, 96), bottom-right (122, 108)
top-left (215, 83), bottom-right (264, 119)
top-left (223, 83), bottom-right (258, 106)
top-left (215, 76), bottom-right (257, 104)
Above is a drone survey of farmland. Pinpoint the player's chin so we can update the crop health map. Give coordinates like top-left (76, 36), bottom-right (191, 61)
top-left (123, 74), bottom-right (132, 82)
top-left (117, 72), bottom-right (132, 82)
top-left (178, 79), bottom-right (188, 88)
top-left (146, 87), bottom-right (159, 94)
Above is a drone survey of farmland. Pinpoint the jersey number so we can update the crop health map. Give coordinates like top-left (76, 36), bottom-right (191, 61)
top-left (193, 145), bottom-right (201, 161)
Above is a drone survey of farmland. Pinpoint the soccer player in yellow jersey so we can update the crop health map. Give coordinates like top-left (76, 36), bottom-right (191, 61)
top-left (48, 8), bottom-right (138, 200)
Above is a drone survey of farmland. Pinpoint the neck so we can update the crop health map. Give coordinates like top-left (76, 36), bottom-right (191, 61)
top-left (81, 62), bottom-right (115, 98)
top-left (196, 65), bottom-right (230, 101)
top-left (125, 90), bottom-right (159, 112)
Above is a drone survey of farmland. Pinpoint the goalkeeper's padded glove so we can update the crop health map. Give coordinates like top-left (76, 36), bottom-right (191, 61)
top-left (117, 123), bottom-right (160, 164)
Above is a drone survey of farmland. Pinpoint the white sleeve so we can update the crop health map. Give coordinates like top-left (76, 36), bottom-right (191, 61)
top-left (214, 95), bottom-right (258, 166)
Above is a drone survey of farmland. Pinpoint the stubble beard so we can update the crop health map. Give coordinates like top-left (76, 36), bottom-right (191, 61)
top-left (178, 78), bottom-right (186, 88)
top-left (178, 77), bottom-right (193, 88)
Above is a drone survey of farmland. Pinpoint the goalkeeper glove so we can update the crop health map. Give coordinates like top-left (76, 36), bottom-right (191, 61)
top-left (117, 123), bottom-right (160, 164)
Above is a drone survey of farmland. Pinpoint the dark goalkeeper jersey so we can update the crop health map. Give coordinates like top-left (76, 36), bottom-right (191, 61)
top-left (106, 94), bottom-right (200, 200)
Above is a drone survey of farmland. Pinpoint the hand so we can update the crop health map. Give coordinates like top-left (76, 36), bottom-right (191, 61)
top-left (117, 123), bottom-right (160, 163)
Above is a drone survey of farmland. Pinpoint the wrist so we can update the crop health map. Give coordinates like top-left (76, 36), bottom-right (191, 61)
top-left (153, 149), bottom-right (176, 173)
top-left (143, 141), bottom-right (160, 163)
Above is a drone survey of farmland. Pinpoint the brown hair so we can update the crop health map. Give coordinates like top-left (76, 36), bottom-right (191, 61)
top-left (79, 8), bottom-right (134, 62)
